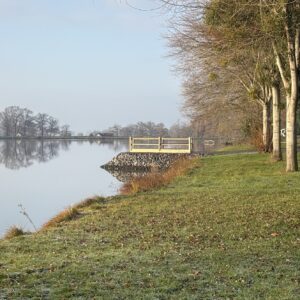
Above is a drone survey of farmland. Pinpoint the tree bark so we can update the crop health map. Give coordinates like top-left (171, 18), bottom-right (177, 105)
top-left (262, 101), bottom-right (271, 152)
top-left (272, 6), bottom-right (299, 171)
top-left (272, 84), bottom-right (282, 161)
top-left (285, 11), bottom-right (299, 172)
top-left (286, 80), bottom-right (298, 171)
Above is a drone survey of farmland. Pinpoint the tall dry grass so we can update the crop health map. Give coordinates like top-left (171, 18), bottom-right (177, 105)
top-left (120, 157), bottom-right (197, 195)
top-left (40, 207), bottom-right (80, 231)
top-left (73, 196), bottom-right (105, 210)
top-left (3, 226), bottom-right (25, 240)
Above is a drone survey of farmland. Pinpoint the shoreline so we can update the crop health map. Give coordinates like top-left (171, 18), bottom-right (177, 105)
top-left (0, 136), bottom-right (129, 141)
top-left (101, 152), bottom-right (200, 171)
top-left (1, 153), bottom-right (299, 298)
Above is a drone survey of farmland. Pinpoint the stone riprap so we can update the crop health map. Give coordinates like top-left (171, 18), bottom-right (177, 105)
top-left (101, 152), bottom-right (198, 171)
top-left (102, 169), bottom-right (150, 183)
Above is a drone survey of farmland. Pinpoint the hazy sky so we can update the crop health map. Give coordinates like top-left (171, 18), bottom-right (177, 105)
top-left (0, 0), bottom-right (182, 133)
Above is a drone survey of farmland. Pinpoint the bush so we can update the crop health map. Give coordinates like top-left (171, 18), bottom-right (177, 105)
top-left (249, 128), bottom-right (265, 152)
top-left (3, 226), bottom-right (25, 240)
top-left (250, 128), bottom-right (272, 153)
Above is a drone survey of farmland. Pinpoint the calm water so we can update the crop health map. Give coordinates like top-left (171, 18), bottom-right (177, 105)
top-left (0, 139), bottom-right (128, 236)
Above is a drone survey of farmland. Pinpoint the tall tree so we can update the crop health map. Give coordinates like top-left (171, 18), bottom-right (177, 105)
top-left (47, 117), bottom-right (60, 137)
top-left (35, 113), bottom-right (49, 137)
top-left (267, 1), bottom-right (300, 171)
top-left (164, 0), bottom-right (298, 168)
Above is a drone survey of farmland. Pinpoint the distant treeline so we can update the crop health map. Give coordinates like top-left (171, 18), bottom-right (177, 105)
top-left (103, 122), bottom-right (196, 138)
top-left (0, 106), bottom-right (72, 138)
top-left (0, 106), bottom-right (204, 139)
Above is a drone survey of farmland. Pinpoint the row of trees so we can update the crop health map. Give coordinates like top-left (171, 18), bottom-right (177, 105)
top-left (160, 0), bottom-right (300, 172)
top-left (104, 121), bottom-right (205, 138)
top-left (0, 106), bottom-right (72, 138)
top-left (105, 122), bottom-right (169, 137)
top-left (0, 107), bottom-right (198, 140)
top-left (104, 120), bottom-right (243, 140)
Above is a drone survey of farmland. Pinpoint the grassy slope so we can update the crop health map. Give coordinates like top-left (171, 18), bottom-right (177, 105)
top-left (1, 154), bottom-right (300, 299)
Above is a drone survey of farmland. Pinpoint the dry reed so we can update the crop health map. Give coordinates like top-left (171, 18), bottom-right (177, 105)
top-left (120, 157), bottom-right (197, 195)
top-left (40, 207), bottom-right (80, 230)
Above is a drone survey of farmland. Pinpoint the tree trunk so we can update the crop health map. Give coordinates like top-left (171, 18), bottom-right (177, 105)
top-left (286, 80), bottom-right (298, 172)
top-left (262, 101), bottom-right (271, 152)
top-left (272, 84), bottom-right (282, 161)
top-left (285, 5), bottom-right (299, 171)
top-left (14, 123), bottom-right (17, 137)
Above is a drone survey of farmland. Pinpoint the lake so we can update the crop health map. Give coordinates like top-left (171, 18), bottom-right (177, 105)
top-left (0, 139), bottom-right (128, 236)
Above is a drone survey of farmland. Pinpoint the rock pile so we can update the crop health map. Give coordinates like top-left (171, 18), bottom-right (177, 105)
top-left (101, 152), bottom-right (196, 170)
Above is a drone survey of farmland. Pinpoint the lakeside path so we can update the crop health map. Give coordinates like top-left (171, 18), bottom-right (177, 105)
top-left (1, 154), bottom-right (300, 299)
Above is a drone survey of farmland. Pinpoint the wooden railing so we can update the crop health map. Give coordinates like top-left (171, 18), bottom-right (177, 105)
top-left (129, 137), bottom-right (192, 153)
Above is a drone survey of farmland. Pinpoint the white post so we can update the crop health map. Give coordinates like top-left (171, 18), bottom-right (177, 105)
top-left (189, 137), bottom-right (192, 153)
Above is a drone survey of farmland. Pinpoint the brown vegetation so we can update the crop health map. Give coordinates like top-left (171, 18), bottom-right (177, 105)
top-left (40, 207), bottom-right (80, 231)
top-left (120, 157), bottom-right (197, 195)
top-left (73, 196), bottom-right (105, 210)
top-left (249, 128), bottom-right (265, 153)
top-left (249, 128), bottom-right (273, 153)
top-left (3, 226), bottom-right (25, 240)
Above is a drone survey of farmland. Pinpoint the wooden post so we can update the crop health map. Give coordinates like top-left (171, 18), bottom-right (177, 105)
top-left (158, 137), bottom-right (161, 152)
top-left (129, 136), bottom-right (132, 152)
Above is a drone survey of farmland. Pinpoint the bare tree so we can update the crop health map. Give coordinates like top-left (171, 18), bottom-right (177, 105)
top-left (47, 117), bottom-right (60, 137)
top-left (20, 108), bottom-right (36, 137)
top-left (60, 124), bottom-right (72, 137)
top-left (163, 0), bottom-right (299, 167)
top-left (35, 113), bottom-right (49, 137)
top-left (0, 106), bottom-right (24, 137)
top-left (268, 1), bottom-right (300, 170)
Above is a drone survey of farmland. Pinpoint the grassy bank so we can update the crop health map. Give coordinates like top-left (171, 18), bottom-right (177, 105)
top-left (1, 154), bottom-right (300, 299)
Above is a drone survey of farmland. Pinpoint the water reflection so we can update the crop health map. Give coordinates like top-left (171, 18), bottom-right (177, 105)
top-left (0, 139), bottom-right (128, 170)
top-left (102, 139), bottom-right (218, 183)
top-left (0, 137), bottom-right (220, 235)
top-left (0, 139), bottom-right (128, 236)
top-left (103, 169), bottom-right (150, 183)
top-left (0, 140), bottom-right (71, 169)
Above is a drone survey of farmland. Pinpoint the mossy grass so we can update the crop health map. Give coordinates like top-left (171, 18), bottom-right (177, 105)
top-left (73, 196), bottom-right (106, 210)
top-left (1, 154), bottom-right (300, 299)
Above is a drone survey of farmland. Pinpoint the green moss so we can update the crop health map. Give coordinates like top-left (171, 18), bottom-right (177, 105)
top-left (1, 154), bottom-right (300, 299)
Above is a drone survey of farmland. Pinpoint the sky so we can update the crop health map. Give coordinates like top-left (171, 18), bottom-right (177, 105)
top-left (0, 0), bottom-right (183, 133)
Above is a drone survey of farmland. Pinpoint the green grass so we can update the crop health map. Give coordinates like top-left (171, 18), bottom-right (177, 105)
top-left (1, 154), bottom-right (300, 299)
